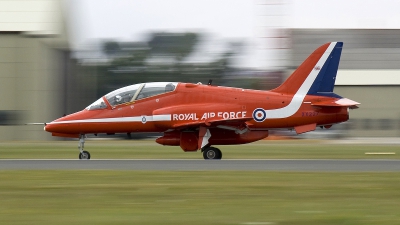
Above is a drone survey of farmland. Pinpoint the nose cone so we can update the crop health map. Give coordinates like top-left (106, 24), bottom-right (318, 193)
top-left (44, 122), bottom-right (80, 138)
top-left (44, 122), bottom-right (60, 133)
top-left (44, 110), bottom-right (89, 134)
top-left (44, 117), bottom-right (69, 134)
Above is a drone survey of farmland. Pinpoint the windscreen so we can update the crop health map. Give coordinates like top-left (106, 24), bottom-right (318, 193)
top-left (86, 97), bottom-right (107, 110)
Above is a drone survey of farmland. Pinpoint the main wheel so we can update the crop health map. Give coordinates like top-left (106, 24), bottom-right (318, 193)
top-left (79, 150), bottom-right (91, 160)
top-left (202, 147), bottom-right (222, 160)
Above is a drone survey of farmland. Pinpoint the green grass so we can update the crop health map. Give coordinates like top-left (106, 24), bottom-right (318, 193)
top-left (0, 171), bottom-right (399, 225)
top-left (0, 139), bottom-right (400, 159)
top-left (1, 140), bottom-right (400, 224)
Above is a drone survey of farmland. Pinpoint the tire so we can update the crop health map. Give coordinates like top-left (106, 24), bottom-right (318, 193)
top-left (79, 150), bottom-right (91, 160)
top-left (203, 147), bottom-right (222, 160)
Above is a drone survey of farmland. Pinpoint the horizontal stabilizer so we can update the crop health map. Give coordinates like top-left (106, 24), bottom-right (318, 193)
top-left (312, 98), bottom-right (360, 109)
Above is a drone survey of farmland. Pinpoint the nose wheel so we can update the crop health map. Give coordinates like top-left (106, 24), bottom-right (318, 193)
top-left (202, 147), bottom-right (222, 160)
top-left (78, 134), bottom-right (91, 160)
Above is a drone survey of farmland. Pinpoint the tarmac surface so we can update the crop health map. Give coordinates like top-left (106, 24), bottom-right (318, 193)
top-left (1, 159), bottom-right (400, 171)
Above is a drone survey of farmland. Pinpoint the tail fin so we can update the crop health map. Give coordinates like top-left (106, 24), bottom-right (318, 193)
top-left (272, 42), bottom-right (343, 98)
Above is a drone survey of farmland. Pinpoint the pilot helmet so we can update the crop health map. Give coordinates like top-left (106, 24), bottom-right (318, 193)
top-left (115, 95), bottom-right (122, 102)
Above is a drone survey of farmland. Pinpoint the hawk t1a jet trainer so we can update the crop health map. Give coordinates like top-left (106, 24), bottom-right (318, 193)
top-left (44, 42), bottom-right (359, 160)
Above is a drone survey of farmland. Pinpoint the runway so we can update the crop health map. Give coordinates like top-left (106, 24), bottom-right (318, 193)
top-left (1, 159), bottom-right (400, 171)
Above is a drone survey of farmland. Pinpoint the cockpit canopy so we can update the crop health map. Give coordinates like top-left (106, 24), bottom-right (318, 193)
top-left (86, 82), bottom-right (178, 110)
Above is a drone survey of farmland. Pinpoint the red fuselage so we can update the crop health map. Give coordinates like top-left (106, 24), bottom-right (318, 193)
top-left (45, 83), bottom-right (348, 141)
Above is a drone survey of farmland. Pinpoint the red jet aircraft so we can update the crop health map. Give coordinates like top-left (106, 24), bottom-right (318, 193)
top-left (44, 42), bottom-right (359, 160)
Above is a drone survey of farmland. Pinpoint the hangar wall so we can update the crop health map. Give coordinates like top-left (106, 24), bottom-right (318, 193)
top-left (0, 0), bottom-right (62, 34)
top-left (0, 0), bottom-right (71, 141)
top-left (0, 34), bottom-right (70, 140)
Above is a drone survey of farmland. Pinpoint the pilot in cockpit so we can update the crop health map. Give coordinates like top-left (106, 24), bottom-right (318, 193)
top-left (115, 95), bottom-right (122, 103)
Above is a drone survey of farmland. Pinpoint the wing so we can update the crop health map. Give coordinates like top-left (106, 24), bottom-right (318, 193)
top-left (154, 105), bottom-right (255, 150)
top-left (172, 116), bottom-right (253, 130)
top-left (171, 117), bottom-right (254, 150)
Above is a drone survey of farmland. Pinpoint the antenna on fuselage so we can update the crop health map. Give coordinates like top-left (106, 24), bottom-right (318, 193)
top-left (207, 79), bottom-right (212, 85)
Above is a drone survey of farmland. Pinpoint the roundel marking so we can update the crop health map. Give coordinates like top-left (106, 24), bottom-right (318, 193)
top-left (253, 108), bottom-right (266, 122)
top-left (141, 116), bottom-right (147, 124)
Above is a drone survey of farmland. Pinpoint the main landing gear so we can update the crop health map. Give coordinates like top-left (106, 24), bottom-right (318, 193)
top-left (202, 146), bottom-right (222, 160)
top-left (78, 134), bottom-right (91, 160)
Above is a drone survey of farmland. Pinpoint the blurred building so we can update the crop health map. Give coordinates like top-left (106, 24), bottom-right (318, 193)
top-left (0, 0), bottom-right (72, 140)
top-left (290, 29), bottom-right (400, 137)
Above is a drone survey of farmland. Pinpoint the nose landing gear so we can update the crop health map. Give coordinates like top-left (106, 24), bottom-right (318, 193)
top-left (78, 134), bottom-right (91, 160)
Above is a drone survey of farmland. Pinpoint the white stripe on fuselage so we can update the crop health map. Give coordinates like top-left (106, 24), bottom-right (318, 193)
top-left (264, 42), bottom-right (337, 119)
top-left (48, 114), bottom-right (172, 124)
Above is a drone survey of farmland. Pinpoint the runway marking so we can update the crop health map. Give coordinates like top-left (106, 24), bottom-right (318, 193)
top-left (365, 152), bottom-right (396, 155)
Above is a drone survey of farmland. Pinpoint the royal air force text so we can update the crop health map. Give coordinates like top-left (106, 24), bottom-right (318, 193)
top-left (172, 111), bottom-right (247, 121)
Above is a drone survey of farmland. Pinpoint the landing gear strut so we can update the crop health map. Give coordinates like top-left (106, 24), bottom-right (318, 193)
top-left (78, 134), bottom-right (91, 160)
top-left (202, 147), bottom-right (222, 160)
